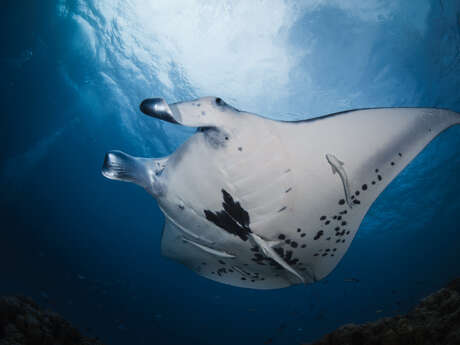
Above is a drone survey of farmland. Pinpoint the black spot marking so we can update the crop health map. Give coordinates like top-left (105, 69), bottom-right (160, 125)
top-left (238, 147), bottom-right (243, 151)
top-left (314, 253), bottom-right (319, 257)
top-left (372, 181), bottom-right (376, 185)
top-left (320, 216), bottom-right (326, 220)
top-left (338, 199), bottom-right (345, 205)
top-left (326, 237), bottom-right (331, 240)
top-left (285, 239), bottom-right (291, 244)
top-left (351, 195), bottom-right (355, 200)
top-left (337, 216), bottom-right (342, 220)
top-left (336, 239), bottom-right (340, 243)
top-left (362, 184), bottom-right (367, 191)
top-left (218, 260), bottom-right (226, 265)
top-left (178, 204), bottom-right (184, 210)
top-left (297, 228), bottom-right (301, 233)
top-left (355, 190), bottom-right (360, 196)
top-left (216, 97), bottom-right (223, 105)
top-left (326, 249), bottom-right (330, 252)
top-left (285, 187), bottom-right (292, 193)
top-left (353, 199), bottom-right (360, 205)
top-left (273, 248), bottom-right (299, 267)
top-left (340, 210), bottom-right (347, 215)
top-left (204, 189), bottom-right (251, 241)
top-left (375, 169), bottom-right (379, 173)
top-left (291, 241), bottom-right (298, 248)
top-left (346, 231), bottom-right (350, 235)
top-left (301, 244), bottom-right (306, 248)
top-left (278, 234), bottom-right (286, 240)
top-left (333, 248), bottom-right (337, 251)
top-left (333, 216), bottom-right (337, 220)
top-left (201, 111), bottom-right (206, 116)
top-left (391, 162), bottom-right (395, 166)
top-left (229, 269), bottom-right (234, 272)
top-left (314, 230), bottom-right (324, 240)
top-left (300, 233), bottom-right (306, 238)
top-left (342, 239), bottom-right (346, 243)
top-left (322, 253), bottom-right (328, 257)
top-left (335, 227), bottom-right (340, 231)
top-left (341, 221), bottom-right (347, 226)
top-left (377, 175), bottom-right (382, 181)
top-left (202, 262), bottom-right (207, 265)
top-left (325, 220), bottom-right (330, 225)
top-left (278, 206), bottom-right (287, 212)
top-left (241, 277), bottom-right (246, 280)
top-left (398, 152), bottom-right (402, 157)
top-left (217, 268), bottom-right (227, 276)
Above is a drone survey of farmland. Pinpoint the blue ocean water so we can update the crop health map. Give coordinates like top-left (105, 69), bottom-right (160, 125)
top-left (1, 1), bottom-right (460, 344)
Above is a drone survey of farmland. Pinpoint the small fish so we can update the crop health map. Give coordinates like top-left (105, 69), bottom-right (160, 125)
top-left (326, 153), bottom-right (353, 208)
top-left (344, 277), bottom-right (360, 283)
top-left (181, 236), bottom-right (235, 258)
top-left (249, 232), bottom-right (306, 283)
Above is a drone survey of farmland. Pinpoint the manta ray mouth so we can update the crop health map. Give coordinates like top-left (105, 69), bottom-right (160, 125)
top-left (140, 98), bottom-right (180, 124)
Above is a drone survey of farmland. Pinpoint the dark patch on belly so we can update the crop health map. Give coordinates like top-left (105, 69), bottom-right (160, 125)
top-left (204, 189), bottom-right (251, 241)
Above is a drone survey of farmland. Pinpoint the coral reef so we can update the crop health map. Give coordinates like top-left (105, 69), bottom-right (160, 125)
top-left (0, 296), bottom-right (103, 345)
top-left (305, 278), bottom-right (460, 345)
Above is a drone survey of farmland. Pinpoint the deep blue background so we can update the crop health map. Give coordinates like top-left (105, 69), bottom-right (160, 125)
top-left (1, 1), bottom-right (460, 344)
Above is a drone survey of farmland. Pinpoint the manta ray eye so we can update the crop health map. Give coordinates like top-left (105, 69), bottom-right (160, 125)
top-left (215, 97), bottom-right (224, 105)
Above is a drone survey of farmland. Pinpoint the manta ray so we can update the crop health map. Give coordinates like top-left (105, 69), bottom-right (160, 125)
top-left (102, 97), bottom-right (459, 289)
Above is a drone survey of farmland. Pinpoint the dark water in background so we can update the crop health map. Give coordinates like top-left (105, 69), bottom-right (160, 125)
top-left (1, 1), bottom-right (460, 344)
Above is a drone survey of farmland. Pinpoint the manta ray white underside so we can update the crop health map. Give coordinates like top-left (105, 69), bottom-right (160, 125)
top-left (102, 96), bottom-right (460, 289)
